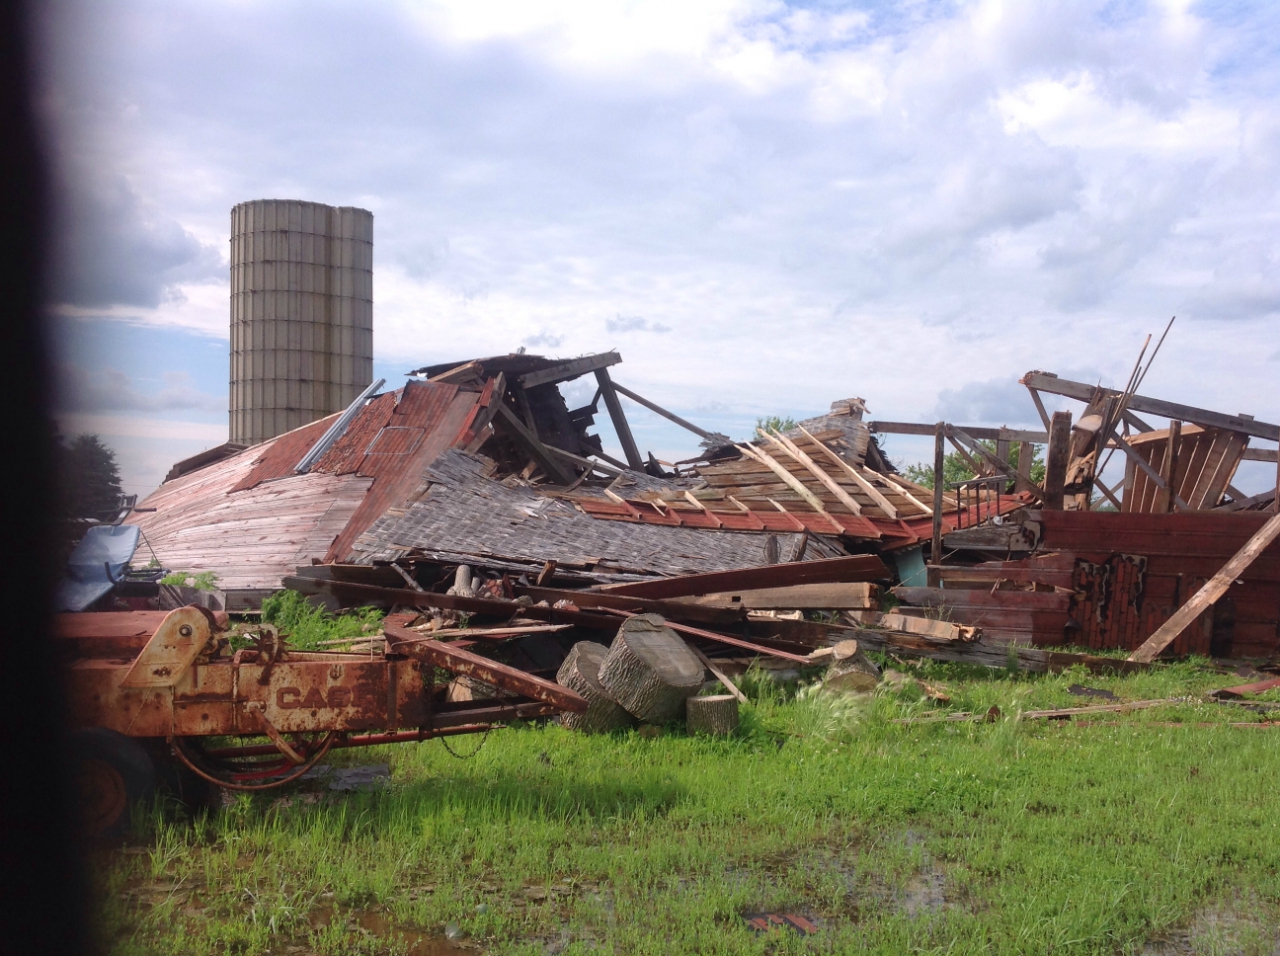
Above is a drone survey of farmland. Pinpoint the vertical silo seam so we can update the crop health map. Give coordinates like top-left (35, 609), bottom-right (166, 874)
top-left (229, 199), bottom-right (373, 445)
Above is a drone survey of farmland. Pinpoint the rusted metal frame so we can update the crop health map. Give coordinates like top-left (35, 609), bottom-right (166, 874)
top-left (597, 608), bottom-right (812, 663)
top-left (245, 702), bottom-right (306, 763)
top-left (384, 623), bottom-right (589, 712)
top-left (169, 732), bottom-right (339, 792)
top-left (493, 402), bottom-right (576, 484)
top-left (594, 367), bottom-right (645, 470)
top-left (198, 718), bottom-right (548, 760)
top-left (610, 381), bottom-right (713, 440)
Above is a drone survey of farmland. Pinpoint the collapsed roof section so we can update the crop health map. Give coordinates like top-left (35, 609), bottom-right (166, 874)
top-left (130, 351), bottom-right (954, 600)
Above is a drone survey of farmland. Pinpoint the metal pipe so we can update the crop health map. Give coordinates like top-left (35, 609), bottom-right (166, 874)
top-left (294, 377), bottom-right (385, 473)
top-left (201, 724), bottom-right (499, 760)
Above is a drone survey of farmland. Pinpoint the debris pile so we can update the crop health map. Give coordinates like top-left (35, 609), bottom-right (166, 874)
top-left (97, 342), bottom-right (1278, 686)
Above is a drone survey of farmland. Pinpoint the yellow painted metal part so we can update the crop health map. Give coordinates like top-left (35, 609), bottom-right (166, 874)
top-left (119, 606), bottom-right (213, 689)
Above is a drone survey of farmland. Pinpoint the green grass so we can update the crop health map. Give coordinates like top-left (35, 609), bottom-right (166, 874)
top-left (95, 657), bottom-right (1280, 955)
top-left (158, 571), bottom-right (220, 591)
top-left (258, 590), bottom-right (385, 651)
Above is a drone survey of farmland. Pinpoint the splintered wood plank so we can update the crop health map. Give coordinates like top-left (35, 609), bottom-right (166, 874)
top-left (1189, 429), bottom-right (1248, 510)
top-left (797, 425), bottom-right (899, 518)
top-left (736, 443), bottom-right (829, 512)
top-left (673, 582), bottom-right (879, 610)
top-left (760, 428), bottom-right (865, 515)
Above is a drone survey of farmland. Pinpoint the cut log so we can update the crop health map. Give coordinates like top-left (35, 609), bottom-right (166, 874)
top-left (555, 642), bottom-right (637, 733)
top-left (598, 614), bottom-right (704, 723)
top-left (686, 695), bottom-right (740, 735)
top-left (445, 675), bottom-right (501, 703)
top-left (822, 642), bottom-right (881, 694)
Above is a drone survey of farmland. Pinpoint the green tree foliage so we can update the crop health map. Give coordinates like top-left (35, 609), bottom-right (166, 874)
top-left (755, 415), bottom-right (798, 436)
top-left (902, 440), bottom-right (1045, 489)
top-left (57, 433), bottom-right (124, 521)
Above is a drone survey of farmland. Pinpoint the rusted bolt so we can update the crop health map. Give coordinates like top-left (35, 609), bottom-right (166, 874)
top-left (179, 624), bottom-right (193, 637)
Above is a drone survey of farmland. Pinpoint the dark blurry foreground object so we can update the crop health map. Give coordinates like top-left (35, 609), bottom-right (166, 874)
top-left (0, 0), bottom-right (93, 953)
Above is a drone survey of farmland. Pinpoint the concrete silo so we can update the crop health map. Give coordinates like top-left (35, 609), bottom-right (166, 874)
top-left (229, 200), bottom-right (373, 445)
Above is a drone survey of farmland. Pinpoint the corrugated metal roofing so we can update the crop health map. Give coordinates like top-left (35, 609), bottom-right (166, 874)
top-left (231, 414), bottom-right (338, 491)
top-left (127, 441), bottom-right (374, 591)
top-left (128, 380), bottom-right (483, 591)
top-left (323, 382), bottom-right (482, 561)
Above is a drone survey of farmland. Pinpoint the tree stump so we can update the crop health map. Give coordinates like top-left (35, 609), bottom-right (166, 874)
top-left (598, 614), bottom-right (704, 723)
top-left (822, 641), bottom-right (881, 694)
top-left (556, 642), bottom-right (636, 733)
top-left (686, 695), bottom-right (740, 736)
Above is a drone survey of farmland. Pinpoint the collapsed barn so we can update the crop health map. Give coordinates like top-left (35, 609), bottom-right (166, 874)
top-left (112, 348), bottom-right (1280, 667)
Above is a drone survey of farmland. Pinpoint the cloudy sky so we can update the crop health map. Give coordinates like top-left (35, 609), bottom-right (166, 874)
top-left (35, 0), bottom-right (1280, 496)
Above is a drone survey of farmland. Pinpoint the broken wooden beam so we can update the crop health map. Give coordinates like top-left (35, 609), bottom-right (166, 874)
top-left (518, 351), bottom-right (622, 389)
top-left (1043, 411), bottom-right (1072, 510)
top-left (1128, 510), bottom-right (1280, 662)
top-left (671, 581), bottom-right (878, 610)
top-left (609, 381), bottom-right (713, 440)
top-left (384, 623), bottom-right (589, 712)
top-left (1022, 370), bottom-right (1280, 443)
top-left (494, 402), bottom-right (576, 484)
top-left (594, 367), bottom-right (645, 470)
top-left (593, 554), bottom-right (890, 600)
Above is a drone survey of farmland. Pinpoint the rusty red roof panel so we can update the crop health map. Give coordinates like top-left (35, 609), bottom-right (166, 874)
top-left (324, 383), bottom-right (482, 562)
top-left (230, 415), bottom-right (338, 492)
top-left (355, 382), bottom-right (460, 479)
top-left (453, 376), bottom-right (496, 449)
top-left (313, 392), bottom-right (397, 475)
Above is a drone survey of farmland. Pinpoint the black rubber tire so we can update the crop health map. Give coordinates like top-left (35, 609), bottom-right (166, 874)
top-left (68, 728), bottom-right (156, 839)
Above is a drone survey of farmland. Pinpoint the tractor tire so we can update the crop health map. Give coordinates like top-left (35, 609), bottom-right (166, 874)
top-left (68, 728), bottom-right (156, 838)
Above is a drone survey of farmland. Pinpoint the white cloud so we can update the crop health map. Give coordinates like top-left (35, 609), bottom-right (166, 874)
top-left (36, 0), bottom-right (1280, 492)
top-left (56, 363), bottom-right (226, 414)
top-left (55, 413), bottom-right (227, 442)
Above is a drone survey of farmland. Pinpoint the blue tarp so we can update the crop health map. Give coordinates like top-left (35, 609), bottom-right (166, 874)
top-left (55, 524), bottom-right (141, 612)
